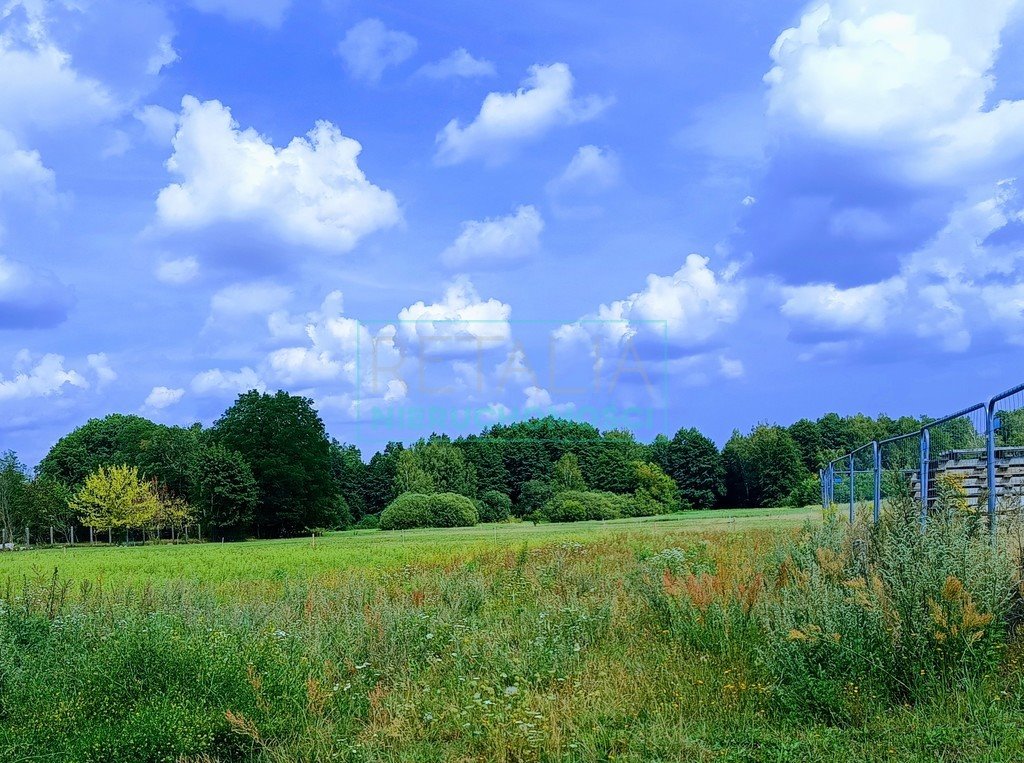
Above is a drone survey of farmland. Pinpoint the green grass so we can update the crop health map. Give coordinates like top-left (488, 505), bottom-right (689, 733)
top-left (0, 507), bottom-right (816, 590)
top-left (2, 505), bottom-right (1022, 763)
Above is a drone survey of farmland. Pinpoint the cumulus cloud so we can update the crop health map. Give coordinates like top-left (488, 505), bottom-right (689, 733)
top-left (418, 48), bottom-right (496, 80)
top-left (441, 205), bottom-right (543, 270)
top-left (0, 131), bottom-right (57, 206)
top-left (156, 256), bottom-right (199, 284)
top-left (136, 104), bottom-right (178, 145)
top-left (144, 386), bottom-right (184, 409)
top-left (188, 0), bottom-right (292, 27)
top-left (0, 352), bottom-right (88, 401)
top-left (435, 63), bottom-right (612, 165)
top-left (557, 254), bottom-right (746, 352)
top-left (191, 367), bottom-right (265, 396)
top-left (779, 181), bottom-right (1024, 352)
top-left (263, 291), bottom-right (405, 407)
top-left (398, 277), bottom-right (512, 355)
top-left (546, 145), bottom-right (620, 196)
top-left (0, 256), bottom-right (74, 329)
top-left (336, 19), bottom-right (417, 84)
top-left (87, 353), bottom-right (117, 388)
top-left (155, 96), bottom-right (401, 252)
top-left (764, 0), bottom-right (1024, 181)
top-left (0, 18), bottom-right (118, 135)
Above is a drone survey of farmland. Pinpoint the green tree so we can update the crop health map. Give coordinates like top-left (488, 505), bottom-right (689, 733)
top-left (209, 390), bottom-right (342, 533)
top-left (652, 427), bottom-right (724, 509)
top-left (788, 418), bottom-right (824, 473)
top-left (394, 449), bottom-right (436, 494)
top-left (552, 452), bottom-right (587, 492)
top-left (194, 444), bottom-right (258, 538)
top-left (363, 442), bottom-right (404, 514)
top-left (632, 461), bottom-right (678, 515)
top-left (392, 438), bottom-right (477, 498)
top-left (329, 440), bottom-right (369, 519)
top-left (37, 414), bottom-right (163, 488)
top-left (71, 464), bottom-right (161, 534)
top-left (516, 478), bottom-right (553, 517)
top-left (0, 451), bottom-right (28, 545)
top-left (581, 430), bottom-right (645, 493)
top-left (744, 425), bottom-right (806, 507)
top-left (721, 430), bottom-right (751, 507)
top-left (24, 476), bottom-right (74, 538)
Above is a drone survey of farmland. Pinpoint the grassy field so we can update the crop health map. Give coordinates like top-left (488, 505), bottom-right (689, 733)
top-left (0, 507), bottom-right (817, 590)
top-left (1, 505), bottom-right (1022, 762)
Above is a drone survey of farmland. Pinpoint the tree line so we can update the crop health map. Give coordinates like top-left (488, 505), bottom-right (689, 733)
top-left (1, 389), bottom-right (1014, 541)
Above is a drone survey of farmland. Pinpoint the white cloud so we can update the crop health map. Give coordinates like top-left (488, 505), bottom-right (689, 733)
top-left (435, 63), bottom-right (612, 165)
top-left (156, 96), bottom-right (401, 252)
top-left (0, 131), bottom-right (57, 206)
top-left (0, 19), bottom-right (119, 135)
top-left (418, 48), bottom-right (496, 80)
top-left (87, 353), bottom-right (117, 388)
top-left (191, 367), bottom-right (265, 396)
top-left (263, 290), bottom-right (404, 396)
top-left (547, 145), bottom-right (620, 196)
top-left (764, 0), bottom-right (1024, 181)
top-left (211, 281), bottom-right (292, 317)
top-left (398, 277), bottom-right (512, 354)
top-left (144, 386), bottom-right (184, 409)
top-left (557, 254), bottom-right (746, 351)
top-left (523, 385), bottom-right (575, 412)
top-left (136, 104), bottom-right (178, 145)
top-left (336, 19), bottom-right (417, 84)
top-left (718, 356), bottom-right (745, 379)
top-left (188, 0), bottom-right (292, 27)
top-left (779, 181), bottom-right (1024, 353)
top-left (441, 205), bottom-right (543, 269)
top-left (479, 402), bottom-right (511, 422)
top-left (146, 34), bottom-right (179, 75)
top-left (0, 256), bottom-right (74, 329)
top-left (0, 352), bottom-right (88, 401)
top-left (156, 256), bottom-right (199, 284)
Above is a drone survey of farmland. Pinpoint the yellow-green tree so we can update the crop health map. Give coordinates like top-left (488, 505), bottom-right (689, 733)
top-left (71, 465), bottom-right (161, 533)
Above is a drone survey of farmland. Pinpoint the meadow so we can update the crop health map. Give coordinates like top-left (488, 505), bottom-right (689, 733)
top-left (1, 503), bottom-right (1022, 762)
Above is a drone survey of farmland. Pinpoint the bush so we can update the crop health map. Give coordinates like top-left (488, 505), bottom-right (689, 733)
top-left (759, 487), bottom-right (1014, 722)
top-left (540, 491), bottom-right (633, 523)
top-left (428, 493), bottom-right (479, 528)
top-left (478, 490), bottom-right (512, 523)
top-left (353, 513), bottom-right (380, 530)
top-left (379, 492), bottom-right (478, 530)
top-left (784, 474), bottom-right (822, 507)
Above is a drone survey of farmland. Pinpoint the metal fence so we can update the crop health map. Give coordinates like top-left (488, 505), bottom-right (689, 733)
top-left (821, 382), bottom-right (1024, 535)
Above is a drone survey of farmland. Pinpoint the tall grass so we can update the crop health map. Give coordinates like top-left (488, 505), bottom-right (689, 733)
top-left (0, 509), bottom-right (1022, 762)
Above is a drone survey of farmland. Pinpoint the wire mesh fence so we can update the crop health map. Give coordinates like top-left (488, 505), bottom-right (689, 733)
top-left (822, 382), bottom-right (1024, 537)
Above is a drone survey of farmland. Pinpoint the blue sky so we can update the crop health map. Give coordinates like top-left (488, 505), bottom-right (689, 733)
top-left (4, 0), bottom-right (1024, 466)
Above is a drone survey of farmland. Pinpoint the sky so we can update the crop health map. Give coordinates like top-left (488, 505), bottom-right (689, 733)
top-left (4, 0), bottom-right (1024, 467)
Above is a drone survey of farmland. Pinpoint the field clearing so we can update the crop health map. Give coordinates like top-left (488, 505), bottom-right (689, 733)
top-left (0, 507), bottom-right (817, 589)
top-left (3, 504), bottom-right (1024, 762)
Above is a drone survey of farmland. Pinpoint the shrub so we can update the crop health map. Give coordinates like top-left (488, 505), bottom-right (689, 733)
top-left (428, 493), bottom-right (479, 528)
top-left (631, 461), bottom-right (678, 516)
top-left (540, 491), bottom-right (631, 523)
top-left (353, 513), bottom-right (380, 530)
top-left (759, 487), bottom-right (1014, 722)
top-left (379, 493), bottom-right (478, 530)
top-left (478, 490), bottom-right (512, 523)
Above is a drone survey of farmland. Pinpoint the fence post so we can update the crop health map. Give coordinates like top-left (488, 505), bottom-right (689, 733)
top-left (920, 428), bottom-right (930, 532)
top-left (872, 441), bottom-right (881, 524)
top-left (986, 399), bottom-right (998, 539)
top-left (847, 453), bottom-right (854, 523)
top-left (24, 527), bottom-right (29, 547)
top-left (49, 526), bottom-right (54, 545)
